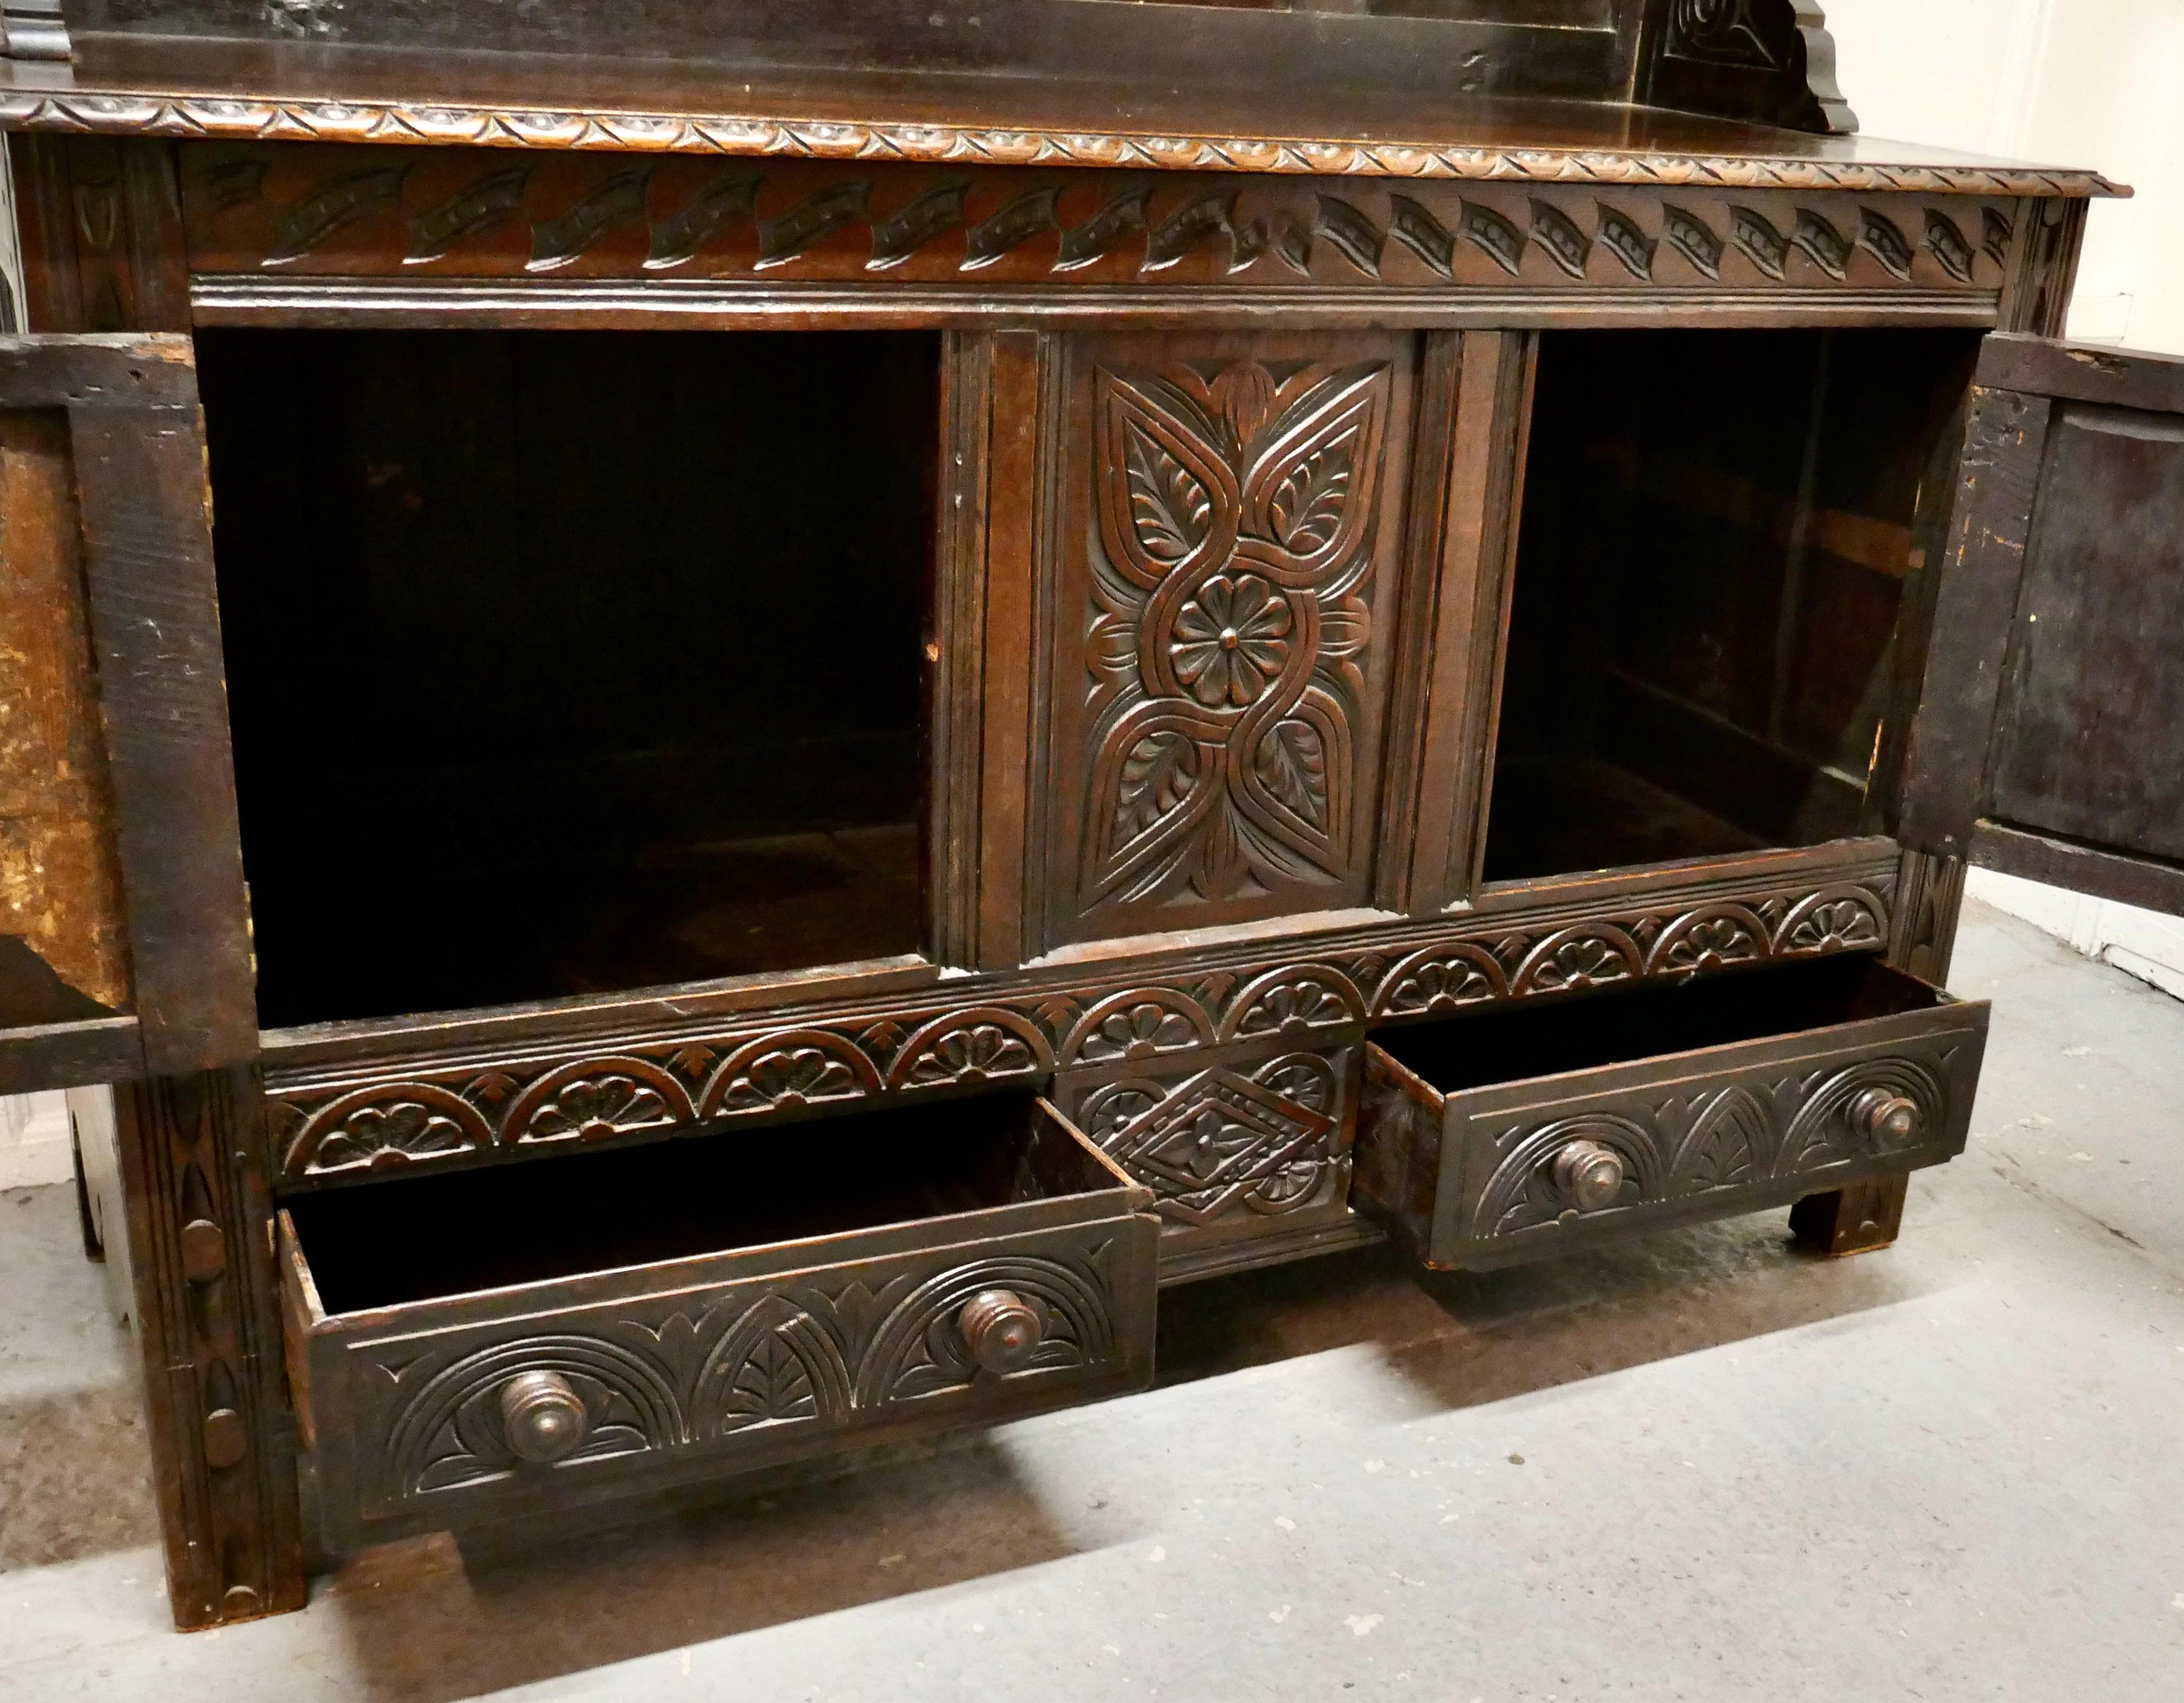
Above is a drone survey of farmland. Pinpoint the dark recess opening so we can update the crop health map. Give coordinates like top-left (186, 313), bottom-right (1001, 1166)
top-left (200, 328), bottom-right (939, 1027)
top-left (1373, 954), bottom-right (1943, 1095)
top-left (284, 1092), bottom-right (1104, 1313)
top-left (1484, 327), bottom-right (1981, 882)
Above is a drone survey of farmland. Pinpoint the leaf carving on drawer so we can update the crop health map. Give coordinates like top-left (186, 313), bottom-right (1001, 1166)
top-left (694, 1296), bottom-right (854, 1436)
top-left (699, 1029), bottom-right (882, 1118)
top-left (885, 1009), bottom-right (1053, 1090)
top-left (383, 1336), bottom-right (685, 1500)
top-left (1644, 905), bottom-right (1768, 976)
top-left (1080, 358), bottom-right (1387, 913)
top-left (1373, 942), bottom-right (1509, 1017)
top-left (1670, 1086), bottom-right (1773, 1194)
top-left (1778, 1057), bottom-right (1946, 1175)
top-left (856, 1254), bottom-right (1114, 1404)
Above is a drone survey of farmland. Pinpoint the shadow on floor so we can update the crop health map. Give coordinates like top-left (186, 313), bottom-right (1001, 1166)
top-left (315, 1433), bottom-right (1136, 1702)
top-left (1155, 1203), bottom-right (1942, 1415)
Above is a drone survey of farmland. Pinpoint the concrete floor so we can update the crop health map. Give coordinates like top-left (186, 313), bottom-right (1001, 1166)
top-left (3, 898), bottom-right (2181, 1701)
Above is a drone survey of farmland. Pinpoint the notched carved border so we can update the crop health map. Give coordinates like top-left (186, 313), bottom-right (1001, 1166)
top-left (1, 89), bottom-right (2122, 198)
top-left (269, 874), bottom-right (1895, 1185)
top-left (185, 149), bottom-right (2029, 293)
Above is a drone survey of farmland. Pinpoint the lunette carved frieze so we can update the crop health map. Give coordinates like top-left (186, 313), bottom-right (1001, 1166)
top-left (268, 873), bottom-right (1898, 1185)
top-left (183, 147), bottom-right (2028, 293)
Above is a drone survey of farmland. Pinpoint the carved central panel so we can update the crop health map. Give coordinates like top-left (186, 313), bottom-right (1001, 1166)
top-left (1046, 337), bottom-right (1410, 945)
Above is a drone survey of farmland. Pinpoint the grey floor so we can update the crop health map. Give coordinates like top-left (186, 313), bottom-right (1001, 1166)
top-left (3, 899), bottom-right (2182, 1701)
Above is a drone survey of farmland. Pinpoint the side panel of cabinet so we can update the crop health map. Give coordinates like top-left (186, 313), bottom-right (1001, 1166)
top-left (0, 335), bottom-right (257, 1091)
top-left (1034, 329), bottom-right (1418, 949)
top-left (1902, 335), bottom-right (2184, 917)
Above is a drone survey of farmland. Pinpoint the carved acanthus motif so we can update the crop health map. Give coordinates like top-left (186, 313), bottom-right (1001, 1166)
top-left (1081, 357), bottom-right (1388, 914)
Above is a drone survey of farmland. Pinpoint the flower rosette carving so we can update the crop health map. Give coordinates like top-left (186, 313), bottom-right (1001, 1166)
top-left (698, 1030), bottom-right (882, 1118)
top-left (285, 1084), bottom-right (493, 1180)
top-left (885, 1007), bottom-right (1055, 1090)
top-left (1082, 357), bottom-right (1388, 909)
top-left (502, 1057), bottom-right (694, 1147)
top-left (1775, 887), bottom-right (1887, 957)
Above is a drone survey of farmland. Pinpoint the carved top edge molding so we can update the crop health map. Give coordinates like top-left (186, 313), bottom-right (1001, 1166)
top-left (0, 91), bottom-right (2123, 200)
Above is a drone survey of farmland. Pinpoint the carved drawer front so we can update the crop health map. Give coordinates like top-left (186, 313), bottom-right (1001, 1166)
top-left (277, 1093), bottom-right (1156, 1552)
top-left (1353, 956), bottom-right (1986, 1271)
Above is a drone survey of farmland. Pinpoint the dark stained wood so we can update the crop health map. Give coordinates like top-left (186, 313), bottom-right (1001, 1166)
top-left (1034, 328), bottom-right (1417, 948)
top-left (0, 2), bottom-right (2129, 1630)
top-left (114, 1065), bottom-right (306, 1629)
top-left (1903, 337), bottom-right (2184, 919)
top-left (66, 340), bottom-right (257, 1074)
top-left (277, 1091), bottom-right (1157, 1552)
top-left (1380, 330), bottom-right (1536, 915)
top-left (1789, 1172), bottom-right (1907, 1256)
top-left (1971, 823), bottom-right (2184, 920)
top-left (0, 1013), bottom-right (142, 1094)
top-left (1355, 954), bottom-right (1984, 1270)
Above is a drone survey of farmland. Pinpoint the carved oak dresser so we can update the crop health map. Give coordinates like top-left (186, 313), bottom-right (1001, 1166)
top-left (2, 0), bottom-right (2178, 1632)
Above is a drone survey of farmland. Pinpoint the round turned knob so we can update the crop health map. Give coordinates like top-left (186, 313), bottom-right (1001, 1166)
top-left (1551, 1140), bottom-right (1625, 1213)
top-left (958, 1289), bottom-right (1042, 1374)
top-left (1849, 1087), bottom-right (1921, 1148)
top-left (499, 1370), bottom-right (589, 1464)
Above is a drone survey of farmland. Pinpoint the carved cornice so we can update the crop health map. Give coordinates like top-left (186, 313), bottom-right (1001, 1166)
top-left (0, 90), bottom-right (2123, 200)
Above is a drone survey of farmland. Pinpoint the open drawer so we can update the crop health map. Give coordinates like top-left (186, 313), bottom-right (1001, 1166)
top-left (279, 1093), bottom-right (1157, 1552)
top-left (1355, 957), bottom-right (1988, 1271)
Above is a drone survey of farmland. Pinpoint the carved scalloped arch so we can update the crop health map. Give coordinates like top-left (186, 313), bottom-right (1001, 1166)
top-left (698, 1028), bottom-right (884, 1118)
top-left (885, 1006), bottom-right (1056, 1090)
top-left (1061, 987), bottom-right (1217, 1065)
top-left (499, 1055), bottom-right (696, 1146)
top-left (383, 1334), bottom-right (685, 1501)
top-left (284, 1082), bottom-right (494, 1181)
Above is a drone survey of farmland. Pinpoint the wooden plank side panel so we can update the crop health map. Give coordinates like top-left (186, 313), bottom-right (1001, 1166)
top-left (1895, 383), bottom-right (2052, 858)
top-left (69, 356), bottom-right (259, 1075)
top-left (1985, 397), bottom-right (2184, 866)
top-left (0, 407), bottom-right (134, 1032)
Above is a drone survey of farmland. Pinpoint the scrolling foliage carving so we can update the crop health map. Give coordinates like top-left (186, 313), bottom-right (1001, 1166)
top-left (1080, 357), bottom-right (1390, 917)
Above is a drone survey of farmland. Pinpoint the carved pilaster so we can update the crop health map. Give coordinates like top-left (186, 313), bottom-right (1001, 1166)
top-left (1888, 850), bottom-right (1967, 986)
top-left (114, 1068), bottom-right (306, 1629)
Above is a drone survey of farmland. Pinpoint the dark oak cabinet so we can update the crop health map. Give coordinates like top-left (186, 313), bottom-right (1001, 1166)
top-left (0, 0), bottom-right (2174, 1632)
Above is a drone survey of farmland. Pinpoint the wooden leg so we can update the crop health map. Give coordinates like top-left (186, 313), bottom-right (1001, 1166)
top-left (1790, 1173), bottom-right (1911, 1257)
top-left (115, 1068), bottom-right (307, 1629)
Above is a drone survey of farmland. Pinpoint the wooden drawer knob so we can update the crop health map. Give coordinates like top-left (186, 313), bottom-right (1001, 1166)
top-left (1551, 1140), bottom-right (1625, 1212)
top-left (499, 1370), bottom-right (589, 1463)
top-left (1849, 1088), bottom-right (1921, 1147)
top-left (958, 1289), bottom-right (1042, 1374)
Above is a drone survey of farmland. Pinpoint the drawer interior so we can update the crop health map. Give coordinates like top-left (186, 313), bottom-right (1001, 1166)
top-left (284, 1092), bottom-right (1115, 1314)
top-left (1372, 954), bottom-right (1945, 1094)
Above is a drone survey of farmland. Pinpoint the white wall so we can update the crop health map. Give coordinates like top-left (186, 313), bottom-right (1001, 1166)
top-left (1829, 0), bottom-right (2184, 354)
top-left (0, 1090), bottom-right (71, 1190)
